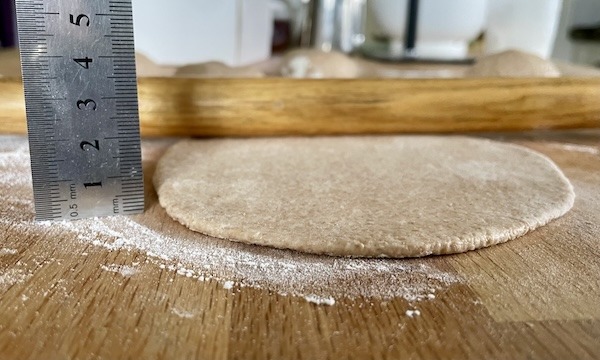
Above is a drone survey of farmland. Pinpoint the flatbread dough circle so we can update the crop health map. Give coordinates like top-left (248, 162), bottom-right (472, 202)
top-left (154, 136), bottom-right (574, 258)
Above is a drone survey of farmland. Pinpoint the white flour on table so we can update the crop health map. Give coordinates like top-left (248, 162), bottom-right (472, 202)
top-left (0, 248), bottom-right (18, 256)
top-left (100, 264), bottom-right (139, 278)
top-left (0, 137), bottom-right (459, 304)
top-left (546, 142), bottom-right (600, 155)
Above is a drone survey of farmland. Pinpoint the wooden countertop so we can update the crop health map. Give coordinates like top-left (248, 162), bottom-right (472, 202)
top-left (0, 130), bottom-right (599, 359)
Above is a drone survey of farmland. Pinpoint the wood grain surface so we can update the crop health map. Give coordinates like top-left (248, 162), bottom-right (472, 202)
top-left (0, 131), bottom-right (599, 359)
top-left (1, 78), bottom-right (600, 136)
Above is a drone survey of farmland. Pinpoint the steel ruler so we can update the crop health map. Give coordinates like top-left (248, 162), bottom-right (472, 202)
top-left (15, 0), bottom-right (144, 221)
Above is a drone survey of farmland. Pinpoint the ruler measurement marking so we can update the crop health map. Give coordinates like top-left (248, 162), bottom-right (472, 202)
top-left (119, 129), bottom-right (139, 136)
top-left (35, 203), bottom-right (62, 208)
top-left (112, 156), bottom-right (141, 160)
top-left (108, 176), bottom-right (141, 180)
top-left (98, 55), bottom-right (130, 58)
top-left (21, 33), bottom-right (55, 37)
top-left (49, 199), bottom-right (69, 203)
top-left (95, 14), bottom-right (131, 17)
top-left (104, 136), bottom-right (139, 140)
top-left (120, 181), bottom-right (143, 185)
top-left (120, 183), bottom-right (144, 188)
top-left (122, 202), bottom-right (145, 206)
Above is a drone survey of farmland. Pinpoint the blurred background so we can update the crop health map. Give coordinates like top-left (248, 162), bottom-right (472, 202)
top-left (1, 0), bottom-right (599, 76)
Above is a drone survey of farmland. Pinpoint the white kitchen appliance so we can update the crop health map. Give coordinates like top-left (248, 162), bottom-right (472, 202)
top-left (131, 0), bottom-right (273, 66)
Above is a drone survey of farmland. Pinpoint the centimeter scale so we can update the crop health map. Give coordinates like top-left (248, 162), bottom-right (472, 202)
top-left (16, 0), bottom-right (144, 221)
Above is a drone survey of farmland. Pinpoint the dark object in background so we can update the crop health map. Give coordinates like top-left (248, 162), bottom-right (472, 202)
top-left (272, 19), bottom-right (291, 54)
top-left (570, 24), bottom-right (600, 41)
top-left (570, 24), bottom-right (600, 68)
top-left (271, 0), bottom-right (291, 54)
top-left (403, 0), bottom-right (419, 58)
top-left (0, 0), bottom-right (17, 47)
top-left (272, 2), bottom-right (292, 54)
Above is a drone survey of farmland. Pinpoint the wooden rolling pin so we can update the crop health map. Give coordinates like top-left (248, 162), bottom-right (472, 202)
top-left (1, 77), bottom-right (599, 136)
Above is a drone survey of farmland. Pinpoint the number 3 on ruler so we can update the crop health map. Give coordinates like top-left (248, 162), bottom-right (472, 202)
top-left (77, 99), bottom-right (97, 110)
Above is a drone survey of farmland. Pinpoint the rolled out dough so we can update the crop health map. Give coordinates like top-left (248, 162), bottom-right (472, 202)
top-left (154, 136), bottom-right (574, 258)
top-left (466, 50), bottom-right (561, 78)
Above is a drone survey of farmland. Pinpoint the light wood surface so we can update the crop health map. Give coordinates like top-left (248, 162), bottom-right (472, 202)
top-left (0, 131), bottom-right (599, 359)
top-left (1, 78), bottom-right (600, 136)
top-left (0, 49), bottom-right (21, 78)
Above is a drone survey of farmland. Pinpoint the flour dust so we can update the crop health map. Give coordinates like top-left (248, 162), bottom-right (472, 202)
top-left (0, 137), bottom-right (460, 305)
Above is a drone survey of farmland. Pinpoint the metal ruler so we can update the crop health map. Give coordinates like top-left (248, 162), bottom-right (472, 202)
top-left (16, 0), bottom-right (144, 221)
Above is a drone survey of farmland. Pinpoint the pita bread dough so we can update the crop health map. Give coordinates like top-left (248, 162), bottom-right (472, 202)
top-left (154, 136), bottom-right (574, 258)
top-left (280, 49), bottom-right (361, 78)
top-left (176, 61), bottom-right (265, 78)
top-left (466, 50), bottom-right (561, 78)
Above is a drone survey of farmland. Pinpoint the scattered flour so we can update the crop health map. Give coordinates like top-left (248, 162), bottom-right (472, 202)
top-left (405, 309), bottom-right (421, 318)
top-left (547, 142), bottom-right (600, 155)
top-left (0, 248), bottom-right (18, 256)
top-left (100, 264), bottom-right (138, 278)
top-left (0, 268), bottom-right (32, 290)
top-left (56, 214), bottom-right (458, 302)
top-left (0, 137), bottom-right (460, 305)
top-left (171, 308), bottom-right (195, 319)
top-left (305, 294), bottom-right (336, 306)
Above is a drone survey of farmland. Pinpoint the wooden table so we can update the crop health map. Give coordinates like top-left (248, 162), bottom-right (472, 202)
top-left (0, 130), bottom-right (599, 359)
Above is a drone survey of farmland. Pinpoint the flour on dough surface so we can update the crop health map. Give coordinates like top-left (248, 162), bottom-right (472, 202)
top-left (154, 136), bottom-right (575, 258)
